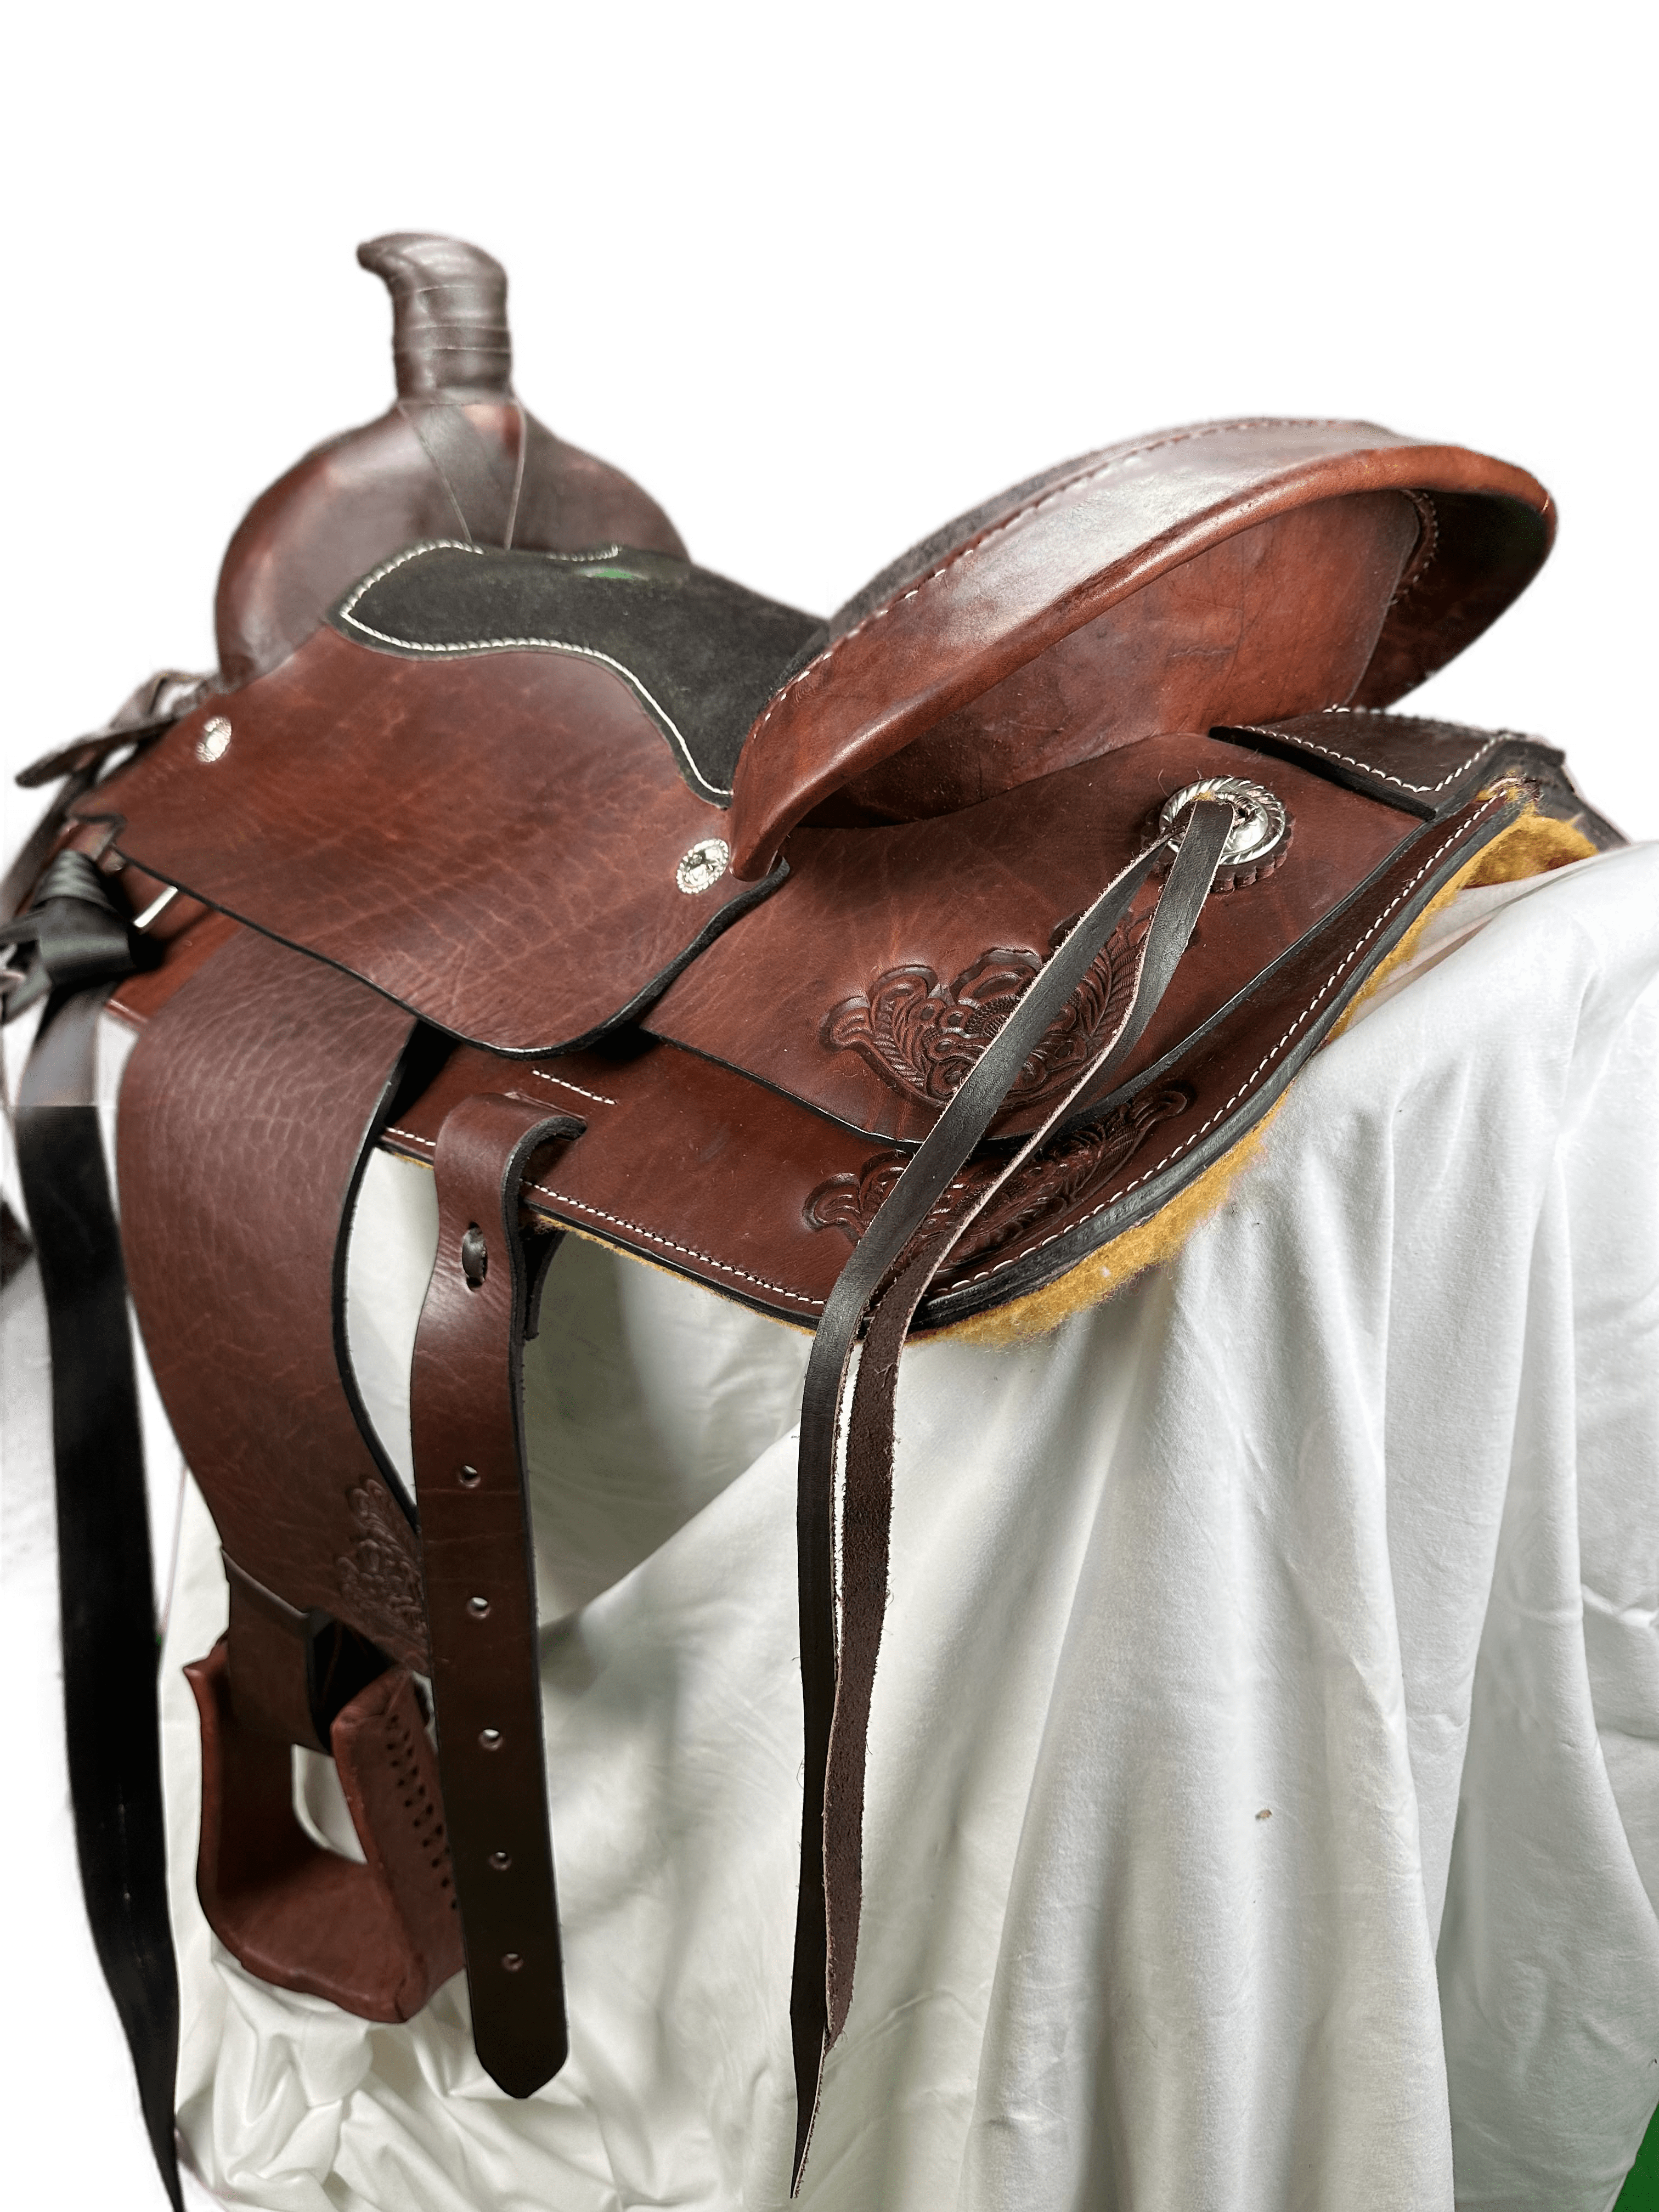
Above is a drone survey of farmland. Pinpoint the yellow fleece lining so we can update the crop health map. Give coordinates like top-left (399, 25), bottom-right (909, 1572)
top-left (934, 803), bottom-right (1596, 1346)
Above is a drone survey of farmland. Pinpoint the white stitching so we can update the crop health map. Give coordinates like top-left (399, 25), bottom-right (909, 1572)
top-left (1232, 709), bottom-right (1502, 795)
top-left (336, 541), bottom-right (731, 804)
top-left (336, 539), bottom-right (477, 614)
top-left (953, 802), bottom-right (1505, 1291)
top-left (521, 1187), bottom-right (824, 1308)
top-left (749, 419), bottom-right (1352, 734)
top-left (529, 1069), bottom-right (618, 1108)
top-left (377, 1125), bottom-right (823, 1308)
top-left (381, 799), bottom-right (1503, 1314)
top-left (334, 539), bottom-right (623, 620)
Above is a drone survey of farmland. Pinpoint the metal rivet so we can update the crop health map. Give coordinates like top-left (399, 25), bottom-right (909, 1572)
top-left (196, 715), bottom-right (232, 763)
top-left (479, 1727), bottom-right (503, 1751)
top-left (460, 1224), bottom-right (488, 1288)
top-left (675, 837), bottom-right (730, 895)
top-left (488, 1849), bottom-right (512, 1872)
top-left (1158, 776), bottom-right (1289, 868)
top-left (467, 1595), bottom-right (491, 1618)
top-left (458, 1464), bottom-right (481, 1487)
top-left (501, 1952), bottom-right (524, 1973)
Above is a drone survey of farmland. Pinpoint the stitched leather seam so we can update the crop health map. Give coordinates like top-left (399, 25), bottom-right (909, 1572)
top-left (380, 1125), bottom-right (825, 1309)
top-left (1327, 708), bottom-right (1522, 743)
top-left (521, 1188), bottom-right (826, 1308)
top-left (1235, 712), bottom-right (1500, 794)
top-left (382, 806), bottom-right (1493, 1315)
top-left (954, 803), bottom-right (1504, 1292)
top-left (336, 542), bottom-right (730, 803)
top-left (529, 1069), bottom-right (618, 1108)
top-left (336, 538), bottom-right (480, 609)
top-left (749, 419), bottom-right (1352, 733)
top-left (334, 538), bottom-right (624, 613)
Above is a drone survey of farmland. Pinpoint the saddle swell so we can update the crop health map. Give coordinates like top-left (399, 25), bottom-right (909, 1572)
top-left (5, 233), bottom-right (1622, 2201)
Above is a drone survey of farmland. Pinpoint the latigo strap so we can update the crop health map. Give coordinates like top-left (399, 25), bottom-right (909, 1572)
top-left (411, 1093), bottom-right (580, 2096)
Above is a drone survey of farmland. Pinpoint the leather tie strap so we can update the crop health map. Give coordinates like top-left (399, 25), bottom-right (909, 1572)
top-left (410, 1092), bottom-right (583, 2097)
top-left (789, 799), bottom-right (1237, 2184)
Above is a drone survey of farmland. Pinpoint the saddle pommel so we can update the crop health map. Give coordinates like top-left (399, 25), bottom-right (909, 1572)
top-left (357, 232), bottom-right (513, 400)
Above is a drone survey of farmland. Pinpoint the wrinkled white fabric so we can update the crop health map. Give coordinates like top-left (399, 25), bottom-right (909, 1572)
top-left (7, 847), bottom-right (1658, 2211)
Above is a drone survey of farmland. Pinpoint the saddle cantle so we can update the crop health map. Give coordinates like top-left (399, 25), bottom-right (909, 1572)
top-left (3, 233), bottom-right (1622, 2198)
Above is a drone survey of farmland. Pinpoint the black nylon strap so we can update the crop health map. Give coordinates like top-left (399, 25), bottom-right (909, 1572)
top-left (789, 800), bottom-right (1236, 2186)
top-left (16, 987), bottom-right (182, 2211)
top-left (1, 773), bottom-right (95, 921)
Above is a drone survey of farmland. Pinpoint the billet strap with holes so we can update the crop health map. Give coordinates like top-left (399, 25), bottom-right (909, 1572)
top-left (410, 1093), bottom-right (582, 2097)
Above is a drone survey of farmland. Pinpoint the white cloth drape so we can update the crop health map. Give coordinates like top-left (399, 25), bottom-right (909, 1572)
top-left (5, 844), bottom-right (1657, 2210)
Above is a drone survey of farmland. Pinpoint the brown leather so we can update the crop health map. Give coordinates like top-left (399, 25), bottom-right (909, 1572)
top-left (117, 928), bottom-right (426, 1666)
top-left (725, 422), bottom-right (1551, 876)
top-left (358, 233), bottom-right (514, 401)
top-left (815, 491), bottom-right (1421, 823)
top-left (214, 235), bottom-right (685, 692)
top-left (223, 1556), bottom-right (330, 1752)
top-left (188, 1639), bottom-right (462, 2019)
top-left (36, 232), bottom-right (1626, 2193)
top-left (86, 629), bottom-right (771, 1055)
top-left (14, 670), bottom-right (213, 793)
top-left (1221, 712), bottom-right (1623, 854)
top-left (263, 752), bottom-right (1577, 1340)
top-left (410, 1093), bottom-right (582, 2098)
top-left (645, 729), bottom-right (1417, 1144)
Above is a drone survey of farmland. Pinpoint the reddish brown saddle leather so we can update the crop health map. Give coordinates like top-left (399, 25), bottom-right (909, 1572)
top-left (4, 233), bottom-right (1621, 2195)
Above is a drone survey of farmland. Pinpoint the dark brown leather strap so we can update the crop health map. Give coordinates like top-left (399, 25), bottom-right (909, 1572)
top-left (223, 1554), bottom-right (332, 1751)
top-left (401, 400), bottom-right (523, 549)
top-left (789, 799), bottom-right (1236, 2183)
top-left (410, 1092), bottom-right (582, 2098)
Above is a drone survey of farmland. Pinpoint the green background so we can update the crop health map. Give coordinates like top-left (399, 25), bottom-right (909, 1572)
top-left (0, 0), bottom-right (1654, 2203)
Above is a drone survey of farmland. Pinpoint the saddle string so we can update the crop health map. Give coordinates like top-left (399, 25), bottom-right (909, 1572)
top-left (788, 797), bottom-right (1238, 2186)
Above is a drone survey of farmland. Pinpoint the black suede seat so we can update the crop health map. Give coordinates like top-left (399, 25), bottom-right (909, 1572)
top-left (333, 542), bottom-right (820, 801)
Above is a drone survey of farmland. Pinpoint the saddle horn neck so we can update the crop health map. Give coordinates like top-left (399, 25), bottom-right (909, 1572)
top-left (357, 232), bottom-right (514, 400)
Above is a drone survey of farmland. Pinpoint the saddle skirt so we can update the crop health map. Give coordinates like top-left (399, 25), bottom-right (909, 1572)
top-left (2, 233), bottom-right (1622, 2197)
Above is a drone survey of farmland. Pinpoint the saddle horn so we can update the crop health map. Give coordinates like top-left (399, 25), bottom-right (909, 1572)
top-left (357, 233), bottom-right (514, 400)
top-left (212, 233), bottom-right (686, 690)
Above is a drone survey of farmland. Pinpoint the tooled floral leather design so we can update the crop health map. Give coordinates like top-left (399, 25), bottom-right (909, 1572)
top-left (822, 917), bottom-right (1147, 1112)
top-left (334, 1481), bottom-right (430, 1671)
top-left (805, 1082), bottom-right (1193, 1279)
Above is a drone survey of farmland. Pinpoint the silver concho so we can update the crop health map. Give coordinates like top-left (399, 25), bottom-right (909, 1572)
top-left (196, 715), bottom-right (232, 763)
top-left (1159, 776), bottom-right (1289, 869)
top-left (675, 837), bottom-right (730, 895)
